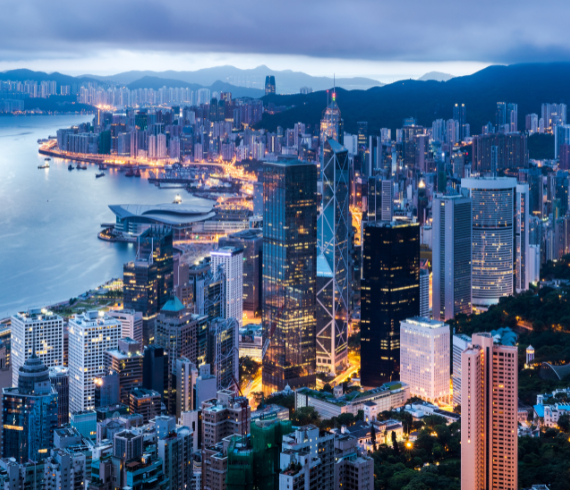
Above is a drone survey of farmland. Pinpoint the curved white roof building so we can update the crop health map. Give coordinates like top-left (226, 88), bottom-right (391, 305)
top-left (109, 202), bottom-right (216, 237)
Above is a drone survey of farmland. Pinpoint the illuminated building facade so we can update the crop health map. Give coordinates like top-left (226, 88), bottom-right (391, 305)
top-left (11, 309), bottom-right (64, 388)
top-left (461, 333), bottom-right (518, 490)
top-left (432, 193), bottom-right (473, 321)
top-left (68, 311), bottom-right (121, 413)
top-left (360, 220), bottom-right (420, 387)
top-left (400, 317), bottom-right (450, 404)
top-left (320, 92), bottom-right (343, 145)
top-left (211, 246), bottom-right (244, 327)
top-left (265, 76), bottom-right (276, 95)
top-left (2, 354), bottom-right (58, 463)
top-left (123, 226), bottom-right (174, 345)
top-left (461, 177), bottom-right (517, 309)
top-left (367, 176), bottom-right (393, 222)
top-left (316, 139), bottom-right (350, 374)
top-left (262, 160), bottom-right (318, 394)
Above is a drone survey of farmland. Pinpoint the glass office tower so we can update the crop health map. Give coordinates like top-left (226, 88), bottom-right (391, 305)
top-left (360, 220), bottom-right (420, 387)
top-left (316, 139), bottom-right (350, 374)
top-left (123, 226), bottom-right (173, 345)
top-left (2, 354), bottom-right (58, 463)
top-left (262, 160), bottom-right (318, 395)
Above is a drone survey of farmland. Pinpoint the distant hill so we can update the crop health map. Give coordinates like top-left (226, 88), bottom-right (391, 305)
top-left (80, 65), bottom-right (384, 94)
top-left (126, 76), bottom-right (264, 98)
top-left (0, 69), bottom-right (100, 86)
top-left (256, 63), bottom-right (570, 136)
top-left (418, 71), bottom-right (454, 82)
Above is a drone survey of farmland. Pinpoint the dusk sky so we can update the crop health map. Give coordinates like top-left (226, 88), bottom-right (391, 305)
top-left (2, 0), bottom-right (570, 79)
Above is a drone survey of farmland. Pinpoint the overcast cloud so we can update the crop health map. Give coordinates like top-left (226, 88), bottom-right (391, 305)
top-left (1, 0), bottom-right (568, 76)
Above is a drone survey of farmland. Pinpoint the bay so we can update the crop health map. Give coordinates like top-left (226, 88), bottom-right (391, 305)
top-left (0, 115), bottom-right (205, 317)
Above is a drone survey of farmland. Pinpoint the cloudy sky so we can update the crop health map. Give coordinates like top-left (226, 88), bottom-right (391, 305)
top-left (1, 0), bottom-right (568, 80)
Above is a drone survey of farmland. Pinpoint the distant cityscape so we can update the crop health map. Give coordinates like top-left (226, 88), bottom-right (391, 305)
top-left (2, 66), bottom-right (570, 490)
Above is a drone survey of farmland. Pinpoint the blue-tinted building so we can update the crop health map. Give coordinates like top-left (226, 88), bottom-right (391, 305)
top-left (262, 160), bottom-right (318, 394)
top-left (2, 354), bottom-right (58, 463)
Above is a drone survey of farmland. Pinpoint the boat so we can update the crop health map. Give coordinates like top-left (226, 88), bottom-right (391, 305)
top-left (98, 163), bottom-right (107, 170)
top-left (78, 165), bottom-right (88, 170)
top-left (134, 168), bottom-right (142, 178)
top-left (38, 163), bottom-right (50, 169)
top-left (44, 157), bottom-right (51, 161)
top-left (173, 194), bottom-right (182, 204)
top-left (68, 164), bottom-right (74, 171)
top-left (96, 172), bottom-right (105, 178)
top-left (125, 167), bottom-right (135, 177)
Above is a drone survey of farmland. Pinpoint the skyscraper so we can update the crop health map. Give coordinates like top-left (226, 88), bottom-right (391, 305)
top-left (461, 177), bottom-right (517, 310)
top-left (262, 160), bottom-right (318, 394)
top-left (461, 333), bottom-right (518, 490)
top-left (316, 139), bottom-right (350, 374)
top-left (400, 317), bottom-right (450, 404)
top-left (432, 193), bottom-right (473, 321)
top-left (453, 103), bottom-right (467, 140)
top-left (357, 121), bottom-right (368, 151)
top-left (49, 366), bottom-right (69, 427)
top-left (211, 246), bottom-right (244, 327)
top-left (367, 176), bottom-right (393, 222)
top-left (68, 311), bottom-right (121, 413)
top-left (320, 92), bottom-right (343, 145)
top-left (2, 354), bottom-right (58, 463)
top-left (451, 333), bottom-right (471, 406)
top-left (515, 183), bottom-right (530, 292)
top-left (496, 102), bottom-right (507, 129)
top-left (11, 309), bottom-right (64, 388)
top-left (104, 338), bottom-right (144, 406)
top-left (265, 76), bottom-right (276, 95)
top-left (123, 226), bottom-right (174, 345)
top-left (219, 229), bottom-right (263, 315)
top-left (360, 220), bottom-right (420, 387)
top-left (507, 103), bottom-right (518, 132)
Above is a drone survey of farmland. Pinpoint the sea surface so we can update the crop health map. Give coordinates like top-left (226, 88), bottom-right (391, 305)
top-left (0, 115), bottom-right (206, 317)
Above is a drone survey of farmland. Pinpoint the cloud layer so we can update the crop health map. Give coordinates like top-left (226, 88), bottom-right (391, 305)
top-left (2, 0), bottom-right (569, 64)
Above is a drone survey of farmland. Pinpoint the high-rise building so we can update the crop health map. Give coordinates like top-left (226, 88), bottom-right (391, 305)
top-left (2, 354), bottom-right (58, 463)
top-left (432, 193), bottom-right (472, 321)
top-left (104, 338), bottom-right (144, 406)
top-left (461, 333), bottom-right (518, 490)
top-left (400, 317), bottom-right (450, 404)
top-left (367, 176), bottom-right (393, 222)
top-left (211, 246), bottom-right (244, 327)
top-left (49, 366), bottom-right (69, 427)
top-left (360, 220), bottom-right (420, 387)
top-left (208, 317), bottom-right (239, 390)
top-left (496, 102), bottom-right (507, 128)
top-left (471, 133), bottom-right (528, 172)
top-left (515, 183), bottom-right (530, 292)
top-left (175, 358), bottom-right (198, 419)
top-left (262, 160), bottom-right (318, 394)
top-left (219, 229), bottom-right (263, 315)
top-left (142, 345), bottom-right (168, 403)
top-left (156, 418), bottom-right (193, 490)
top-left (264, 76), bottom-right (276, 95)
top-left (320, 92), bottom-right (343, 145)
top-left (123, 226), bottom-right (174, 345)
top-left (357, 121), bottom-right (368, 151)
top-left (154, 296), bottom-right (207, 413)
top-left (129, 388), bottom-right (161, 423)
top-left (68, 311), bottom-right (121, 413)
top-left (525, 113), bottom-right (539, 134)
top-left (451, 333), bottom-right (471, 406)
top-left (541, 103), bottom-right (567, 131)
top-left (461, 177), bottom-right (518, 310)
top-left (507, 103), bottom-right (518, 132)
top-left (555, 124), bottom-right (570, 158)
top-left (11, 309), bottom-right (64, 387)
top-left (453, 103), bottom-right (467, 140)
top-left (316, 139), bottom-right (350, 374)
top-left (419, 268), bottom-right (430, 318)
top-left (106, 310), bottom-right (143, 345)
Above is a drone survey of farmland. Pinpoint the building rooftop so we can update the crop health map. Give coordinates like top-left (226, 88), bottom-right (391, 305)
top-left (404, 317), bottom-right (447, 329)
top-left (109, 202), bottom-right (216, 225)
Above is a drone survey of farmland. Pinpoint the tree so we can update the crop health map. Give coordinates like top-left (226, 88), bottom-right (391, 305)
top-left (558, 414), bottom-right (570, 433)
top-left (392, 431), bottom-right (400, 455)
top-left (291, 406), bottom-right (320, 426)
top-left (370, 423), bottom-right (378, 452)
top-left (323, 383), bottom-right (333, 393)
